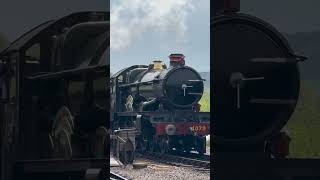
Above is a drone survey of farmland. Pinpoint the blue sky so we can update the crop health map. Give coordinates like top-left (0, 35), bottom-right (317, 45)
top-left (110, 0), bottom-right (210, 73)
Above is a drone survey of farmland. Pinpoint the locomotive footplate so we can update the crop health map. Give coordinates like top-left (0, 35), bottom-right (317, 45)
top-left (116, 111), bottom-right (210, 123)
top-left (215, 153), bottom-right (320, 179)
top-left (116, 111), bottom-right (210, 134)
top-left (14, 158), bottom-right (109, 179)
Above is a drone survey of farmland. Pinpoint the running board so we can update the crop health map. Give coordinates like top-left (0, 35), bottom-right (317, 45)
top-left (250, 99), bottom-right (296, 105)
top-left (250, 56), bottom-right (307, 63)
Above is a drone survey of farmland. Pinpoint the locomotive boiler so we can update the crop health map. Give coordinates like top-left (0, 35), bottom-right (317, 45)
top-left (0, 12), bottom-right (109, 180)
top-left (212, 0), bottom-right (306, 156)
top-left (125, 54), bottom-right (204, 110)
top-left (111, 54), bottom-right (210, 163)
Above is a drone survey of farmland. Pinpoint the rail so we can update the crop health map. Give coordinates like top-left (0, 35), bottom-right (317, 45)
top-left (137, 152), bottom-right (210, 169)
top-left (110, 172), bottom-right (128, 180)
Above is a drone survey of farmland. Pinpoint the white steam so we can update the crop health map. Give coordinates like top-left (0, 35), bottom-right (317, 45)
top-left (111, 0), bottom-right (194, 51)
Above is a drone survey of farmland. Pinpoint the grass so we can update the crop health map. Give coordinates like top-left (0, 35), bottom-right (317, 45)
top-left (200, 89), bottom-right (210, 112)
top-left (200, 89), bottom-right (211, 147)
top-left (287, 80), bottom-right (320, 158)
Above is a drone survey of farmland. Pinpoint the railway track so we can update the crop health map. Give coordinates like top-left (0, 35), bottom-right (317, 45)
top-left (137, 152), bottom-right (210, 169)
top-left (110, 172), bottom-right (128, 180)
top-left (169, 150), bottom-right (210, 161)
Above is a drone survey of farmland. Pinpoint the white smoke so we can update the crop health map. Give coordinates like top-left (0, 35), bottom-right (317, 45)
top-left (110, 0), bottom-right (195, 51)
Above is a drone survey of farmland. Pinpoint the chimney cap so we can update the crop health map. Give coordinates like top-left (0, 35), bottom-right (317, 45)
top-left (169, 53), bottom-right (185, 61)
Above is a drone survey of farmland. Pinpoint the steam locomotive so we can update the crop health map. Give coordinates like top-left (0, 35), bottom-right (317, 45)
top-left (212, 0), bottom-right (306, 157)
top-left (0, 12), bottom-right (109, 180)
top-left (110, 54), bottom-right (210, 163)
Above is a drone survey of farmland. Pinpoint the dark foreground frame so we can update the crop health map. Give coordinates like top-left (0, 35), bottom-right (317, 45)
top-left (211, 0), bottom-right (320, 179)
top-left (214, 153), bottom-right (320, 180)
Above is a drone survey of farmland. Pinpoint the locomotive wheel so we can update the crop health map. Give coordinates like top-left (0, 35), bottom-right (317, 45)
top-left (137, 136), bottom-right (148, 153)
top-left (147, 137), bottom-right (155, 152)
top-left (119, 140), bottom-right (134, 164)
top-left (147, 136), bottom-right (157, 152)
top-left (196, 136), bottom-right (206, 155)
top-left (50, 106), bottom-right (74, 159)
top-left (159, 136), bottom-right (169, 154)
top-left (92, 126), bottom-right (108, 158)
top-left (53, 129), bottom-right (72, 158)
top-left (119, 151), bottom-right (134, 164)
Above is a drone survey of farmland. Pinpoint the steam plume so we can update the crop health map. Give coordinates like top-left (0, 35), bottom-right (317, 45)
top-left (111, 0), bottom-right (194, 51)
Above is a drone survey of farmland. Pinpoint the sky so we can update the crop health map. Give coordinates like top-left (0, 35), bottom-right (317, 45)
top-left (0, 0), bottom-right (108, 40)
top-left (110, 0), bottom-right (210, 73)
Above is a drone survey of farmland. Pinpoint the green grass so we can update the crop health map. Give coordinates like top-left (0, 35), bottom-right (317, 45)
top-left (199, 89), bottom-right (211, 147)
top-left (200, 89), bottom-right (210, 112)
top-left (287, 80), bottom-right (320, 158)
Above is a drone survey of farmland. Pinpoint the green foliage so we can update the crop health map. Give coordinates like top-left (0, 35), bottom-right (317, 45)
top-left (200, 88), bottom-right (210, 112)
top-left (288, 80), bottom-right (320, 158)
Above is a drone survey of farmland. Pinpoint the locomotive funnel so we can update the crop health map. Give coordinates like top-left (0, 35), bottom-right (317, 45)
top-left (169, 53), bottom-right (185, 67)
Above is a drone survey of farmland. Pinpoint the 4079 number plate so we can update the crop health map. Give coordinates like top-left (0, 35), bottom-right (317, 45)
top-left (190, 125), bottom-right (207, 132)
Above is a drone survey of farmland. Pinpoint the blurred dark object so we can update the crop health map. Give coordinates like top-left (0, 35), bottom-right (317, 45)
top-left (213, 0), bottom-right (240, 15)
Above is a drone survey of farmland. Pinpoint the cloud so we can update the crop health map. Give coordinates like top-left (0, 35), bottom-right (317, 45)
top-left (110, 0), bottom-right (195, 51)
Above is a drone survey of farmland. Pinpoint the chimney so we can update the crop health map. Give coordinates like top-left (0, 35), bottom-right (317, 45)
top-left (169, 54), bottom-right (185, 67)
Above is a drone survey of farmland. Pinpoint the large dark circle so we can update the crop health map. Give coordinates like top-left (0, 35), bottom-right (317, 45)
top-left (212, 13), bottom-right (300, 145)
top-left (164, 67), bottom-right (204, 107)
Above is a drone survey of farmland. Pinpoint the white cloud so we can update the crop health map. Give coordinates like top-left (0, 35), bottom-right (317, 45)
top-left (110, 0), bottom-right (195, 51)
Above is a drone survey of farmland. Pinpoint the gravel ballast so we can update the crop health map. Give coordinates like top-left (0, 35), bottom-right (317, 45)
top-left (111, 157), bottom-right (210, 180)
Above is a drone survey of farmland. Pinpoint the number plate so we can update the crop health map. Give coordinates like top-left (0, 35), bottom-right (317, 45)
top-left (190, 125), bottom-right (208, 132)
